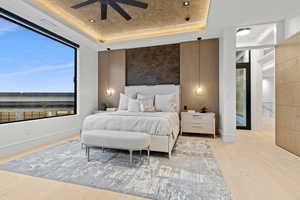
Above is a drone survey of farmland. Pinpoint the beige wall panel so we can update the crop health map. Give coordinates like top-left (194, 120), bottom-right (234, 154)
top-left (180, 39), bottom-right (219, 128)
top-left (276, 32), bottom-right (300, 156)
top-left (199, 39), bottom-right (219, 116)
top-left (180, 41), bottom-right (201, 111)
top-left (98, 50), bottom-right (126, 108)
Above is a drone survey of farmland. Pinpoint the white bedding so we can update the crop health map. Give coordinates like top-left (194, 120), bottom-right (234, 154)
top-left (82, 111), bottom-right (179, 138)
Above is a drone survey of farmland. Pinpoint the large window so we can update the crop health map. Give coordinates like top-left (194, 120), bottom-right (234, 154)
top-left (0, 9), bottom-right (78, 124)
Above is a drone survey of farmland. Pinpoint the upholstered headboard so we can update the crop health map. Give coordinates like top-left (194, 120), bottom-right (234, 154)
top-left (124, 85), bottom-right (181, 113)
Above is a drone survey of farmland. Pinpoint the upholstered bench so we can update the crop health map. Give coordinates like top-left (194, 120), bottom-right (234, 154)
top-left (81, 130), bottom-right (151, 164)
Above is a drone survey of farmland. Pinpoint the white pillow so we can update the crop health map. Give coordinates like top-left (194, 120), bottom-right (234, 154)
top-left (128, 98), bottom-right (140, 112)
top-left (140, 99), bottom-right (155, 112)
top-left (127, 92), bottom-right (137, 99)
top-left (137, 94), bottom-right (155, 111)
top-left (137, 93), bottom-right (154, 101)
top-left (155, 94), bottom-right (177, 112)
top-left (118, 93), bottom-right (128, 110)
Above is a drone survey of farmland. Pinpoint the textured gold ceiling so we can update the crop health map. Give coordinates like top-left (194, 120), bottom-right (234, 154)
top-left (33, 0), bottom-right (211, 43)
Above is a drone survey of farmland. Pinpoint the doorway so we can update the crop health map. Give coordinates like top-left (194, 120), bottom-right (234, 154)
top-left (236, 50), bottom-right (251, 129)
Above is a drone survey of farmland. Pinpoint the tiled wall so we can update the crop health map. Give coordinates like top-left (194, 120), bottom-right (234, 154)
top-left (126, 44), bottom-right (180, 86)
top-left (276, 32), bottom-right (300, 156)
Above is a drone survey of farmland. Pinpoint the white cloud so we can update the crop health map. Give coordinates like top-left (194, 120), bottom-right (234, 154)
top-left (0, 18), bottom-right (20, 35)
top-left (0, 63), bottom-right (73, 78)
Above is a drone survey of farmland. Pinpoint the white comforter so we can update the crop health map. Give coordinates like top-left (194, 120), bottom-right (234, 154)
top-left (82, 111), bottom-right (179, 138)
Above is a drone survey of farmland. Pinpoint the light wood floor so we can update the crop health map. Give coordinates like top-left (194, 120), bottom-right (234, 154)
top-left (212, 122), bottom-right (300, 200)
top-left (0, 123), bottom-right (299, 200)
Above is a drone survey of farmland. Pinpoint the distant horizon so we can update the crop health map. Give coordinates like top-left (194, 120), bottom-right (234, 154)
top-left (0, 92), bottom-right (75, 94)
top-left (0, 17), bottom-right (75, 93)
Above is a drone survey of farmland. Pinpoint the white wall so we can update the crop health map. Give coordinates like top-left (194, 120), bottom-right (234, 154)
top-left (0, 1), bottom-right (98, 155)
top-left (262, 78), bottom-right (274, 102)
top-left (262, 77), bottom-right (275, 117)
top-left (251, 49), bottom-right (263, 131)
top-left (284, 15), bottom-right (300, 39)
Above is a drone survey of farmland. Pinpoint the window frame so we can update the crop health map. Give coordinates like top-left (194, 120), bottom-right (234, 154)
top-left (0, 8), bottom-right (78, 124)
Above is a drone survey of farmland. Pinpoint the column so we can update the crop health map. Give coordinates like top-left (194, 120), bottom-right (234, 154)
top-left (219, 27), bottom-right (237, 142)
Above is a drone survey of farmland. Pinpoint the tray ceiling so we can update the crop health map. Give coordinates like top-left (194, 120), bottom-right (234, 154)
top-left (32, 0), bottom-right (210, 43)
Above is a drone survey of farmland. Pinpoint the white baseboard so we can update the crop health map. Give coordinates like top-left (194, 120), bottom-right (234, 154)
top-left (221, 134), bottom-right (236, 142)
top-left (218, 128), bottom-right (236, 142)
top-left (0, 128), bottom-right (79, 156)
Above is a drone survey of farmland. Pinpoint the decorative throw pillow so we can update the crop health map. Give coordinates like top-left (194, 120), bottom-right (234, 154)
top-left (140, 99), bottom-right (155, 112)
top-left (155, 94), bottom-right (177, 112)
top-left (128, 98), bottom-right (140, 112)
top-left (118, 93), bottom-right (129, 110)
top-left (137, 93), bottom-right (154, 101)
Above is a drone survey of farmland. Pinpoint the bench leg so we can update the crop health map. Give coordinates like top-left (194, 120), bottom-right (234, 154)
top-left (139, 150), bottom-right (142, 161)
top-left (168, 151), bottom-right (172, 159)
top-left (147, 146), bottom-right (150, 164)
top-left (129, 150), bottom-right (133, 165)
top-left (87, 147), bottom-right (90, 162)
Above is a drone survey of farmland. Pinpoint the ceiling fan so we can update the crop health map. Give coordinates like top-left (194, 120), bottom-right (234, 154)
top-left (71, 0), bottom-right (148, 21)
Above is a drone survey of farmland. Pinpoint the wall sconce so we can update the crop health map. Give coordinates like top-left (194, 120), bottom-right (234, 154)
top-left (106, 88), bottom-right (114, 96)
top-left (196, 87), bottom-right (203, 95)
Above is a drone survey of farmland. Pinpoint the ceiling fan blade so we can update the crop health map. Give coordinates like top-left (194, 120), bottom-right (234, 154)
top-left (108, 0), bottom-right (132, 20)
top-left (71, 0), bottom-right (98, 9)
top-left (101, 3), bottom-right (107, 20)
top-left (114, 0), bottom-right (148, 9)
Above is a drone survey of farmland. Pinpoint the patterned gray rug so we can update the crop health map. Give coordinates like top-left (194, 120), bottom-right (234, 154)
top-left (0, 136), bottom-right (231, 200)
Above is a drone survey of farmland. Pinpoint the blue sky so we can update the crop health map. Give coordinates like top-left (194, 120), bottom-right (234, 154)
top-left (0, 17), bottom-right (75, 93)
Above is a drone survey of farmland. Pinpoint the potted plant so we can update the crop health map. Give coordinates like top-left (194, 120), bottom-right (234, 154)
top-left (200, 106), bottom-right (208, 113)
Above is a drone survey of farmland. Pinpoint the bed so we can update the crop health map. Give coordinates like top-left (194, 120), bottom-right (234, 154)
top-left (82, 85), bottom-right (181, 157)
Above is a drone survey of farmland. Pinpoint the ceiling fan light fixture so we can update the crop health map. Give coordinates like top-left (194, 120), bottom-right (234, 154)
top-left (237, 28), bottom-right (251, 36)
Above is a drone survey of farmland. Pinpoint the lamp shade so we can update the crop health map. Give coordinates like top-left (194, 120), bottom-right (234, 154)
top-left (106, 88), bottom-right (114, 96)
top-left (196, 87), bottom-right (203, 95)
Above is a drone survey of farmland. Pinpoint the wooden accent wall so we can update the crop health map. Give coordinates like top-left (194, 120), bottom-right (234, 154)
top-left (98, 39), bottom-right (219, 119)
top-left (180, 39), bottom-right (219, 113)
top-left (276, 32), bottom-right (300, 156)
top-left (98, 50), bottom-right (126, 107)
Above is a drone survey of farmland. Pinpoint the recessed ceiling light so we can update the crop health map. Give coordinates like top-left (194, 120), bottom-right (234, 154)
top-left (237, 28), bottom-right (251, 36)
top-left (183, 1), bottom-right (190, 6)
top-left (89, 19), bottom-right (96, 23)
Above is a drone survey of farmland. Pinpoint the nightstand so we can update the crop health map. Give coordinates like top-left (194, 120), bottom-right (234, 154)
top-left (181, 112), bottom-right (216, 138)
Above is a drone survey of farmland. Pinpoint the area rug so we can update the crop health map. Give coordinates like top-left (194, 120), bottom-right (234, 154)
top-left (0, 137), bottom-right (231, 200)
